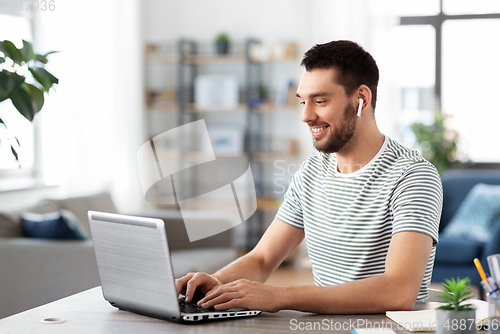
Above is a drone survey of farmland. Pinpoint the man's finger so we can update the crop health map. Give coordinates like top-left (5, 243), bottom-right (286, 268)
top-left (175, 273), bottom-right (195, 295)
top-left (197, 284), bottom-right (237, 306)
top-left (200, 292), bottom-right (240, 309)
top-left (213, 298), bottom-right (241, 310)
top-left (185, 274), bottom-right (207, 303)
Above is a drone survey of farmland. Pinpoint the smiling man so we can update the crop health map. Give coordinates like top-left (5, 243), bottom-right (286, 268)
top-left (176, 40), bottom-right (443, 314)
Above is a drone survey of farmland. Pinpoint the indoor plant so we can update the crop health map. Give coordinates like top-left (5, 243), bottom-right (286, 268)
top-left (410, 110), bottom-right (459, 174)
top-left (0, 39), bottom-right (58, 163)
top-left (436, 277), bottom-right (476, 334)
top-left (215, 33), bottom-right (230, 55)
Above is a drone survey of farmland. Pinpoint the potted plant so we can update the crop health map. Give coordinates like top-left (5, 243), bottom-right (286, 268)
top-left (215, 33), bottom-right (230, 55)
top-left (0, 39), bottom-right (58, 164)
top-left (436, 277), bottom-right (476, 334)
top-left (410, 110), bottom-right (460, 174)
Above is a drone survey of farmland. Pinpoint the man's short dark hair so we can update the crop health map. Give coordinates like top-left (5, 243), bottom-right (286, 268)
top-left (301, 40), bottom-right (379, 109)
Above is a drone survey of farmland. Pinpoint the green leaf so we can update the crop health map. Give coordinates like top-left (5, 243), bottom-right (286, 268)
top-left (19, 40), bottom-right (34, 62)
top-left (29, 67), bottom-right (51, 91)
top-left (24, 83), bottom-right (44, 112)
top-left (36, 55), bottom-right (48, 64)
top-left (9, 85), bottom-right (35, 121)
top-left (42, 50), bottom-right (59, 58)
top-left (0, 41), bottom-right (6, 55)
top-left (0, 117), bottom-right (5, 128)
top-left (36, 68), bottom-right (58, 85)
top-left (438, 277), bottom-right (474, 311)
top-left (0, 84), bottom-right (8, 103)
top-left (10, 145), bottom-right (20, 166)
top-left (0, 56), bottom-right (5, 64)
top-left (1, 40), bottom-right (23, 64)
top-left (0, 70), bottom-right (25, 93)
top-left (13, 136), bottom-right (20, 147)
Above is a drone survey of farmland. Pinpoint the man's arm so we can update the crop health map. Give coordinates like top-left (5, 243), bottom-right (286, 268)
top-left (176, 218), bottom-right (304, 302)
top-left (198, 231), bottom-right (433, 313)
top-left (213, 218), bottom-right (305, 284)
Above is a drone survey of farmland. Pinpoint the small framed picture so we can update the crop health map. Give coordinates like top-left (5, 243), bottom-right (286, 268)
top-left (195, 75), bottom-right (239, 109)
top-left (202, 125), bottom-right (244, 156)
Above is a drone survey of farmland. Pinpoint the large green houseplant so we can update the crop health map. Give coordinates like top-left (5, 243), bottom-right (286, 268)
top-left (411, 111), bottom-right (459, 174)
top-left (436, 277), bottom-right (476, 334)
top-left (0, 39), bottom-right (58, 163)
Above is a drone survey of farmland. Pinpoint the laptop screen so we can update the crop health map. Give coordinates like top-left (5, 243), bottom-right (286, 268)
top-left (88, 211), bottom-right (180, 318)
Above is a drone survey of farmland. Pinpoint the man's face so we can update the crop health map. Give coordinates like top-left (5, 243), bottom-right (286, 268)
top-left (296, 68), bottom-right (357, 154)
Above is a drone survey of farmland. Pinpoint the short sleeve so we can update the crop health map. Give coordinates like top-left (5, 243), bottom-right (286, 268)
top-left (390, 161), bottom-right (443, 246)
top-left (275, 162), bottom-right (305, 229)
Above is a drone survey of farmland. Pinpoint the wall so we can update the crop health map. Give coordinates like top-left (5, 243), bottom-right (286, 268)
top-left (0, 0), bottom-right (402, 214)
top-left (0, 0), bottom-right (145, 212)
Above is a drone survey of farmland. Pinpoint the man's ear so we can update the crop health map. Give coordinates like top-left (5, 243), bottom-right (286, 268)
top-left (357, 85), bottom-right (372, 110)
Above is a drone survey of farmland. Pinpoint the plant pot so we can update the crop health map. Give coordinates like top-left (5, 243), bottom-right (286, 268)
top-left (216, 42), bottom-right (229, 55)
top-left (436, 309), bottom-right (476, 334)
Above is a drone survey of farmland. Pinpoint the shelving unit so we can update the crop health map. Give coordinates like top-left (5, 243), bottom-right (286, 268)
top-left (144, 38), bottom-right (300, 249)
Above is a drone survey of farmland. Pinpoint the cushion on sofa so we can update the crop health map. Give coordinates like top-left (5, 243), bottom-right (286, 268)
top-left (53, 192), bottom-right (118, 234)
top-left (0, 200), bottom-right (59, 238)
top-left (442, 183), bottom-right (500, 242)
top-left (435, 234), bottom-right (484, 264)
top-left (22, 210), bottom-right (90, 240)
top-left (22, 211), bottom-right (82, 240)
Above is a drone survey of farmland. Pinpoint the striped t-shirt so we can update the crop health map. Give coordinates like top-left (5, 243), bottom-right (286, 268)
top-left (275, 136), bottom-right (442, 301)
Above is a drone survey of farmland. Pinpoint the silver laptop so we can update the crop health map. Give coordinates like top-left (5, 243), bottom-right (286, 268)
top-left (88, 211), bottom-right (262, 323)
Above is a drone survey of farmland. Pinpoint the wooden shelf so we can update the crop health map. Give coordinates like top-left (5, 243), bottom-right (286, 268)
top-left (155, 149), bottom-right (247, 161)
top-left (148, 100), bottom-right (178, 111)
top-left (146, 100), bottom-right (300, 114)
top-left (184, 54), bottom-right (247, 64)
top-left (256, 197), bottom-right (282, 211)
top-left (146, 52), bottom-right (297, 65)
top-left (155, 196), bottom-right (282, 213)
top-left (152, 149), bottom-right (296, 163)
top-left (145, 52), bottom-right (178, 64)
top-left (147, 101), bottom-right (248, 113)
top-left (253, 103), bottom-right (300, 113)
top-left (185, 103), bottom-right (248, 113)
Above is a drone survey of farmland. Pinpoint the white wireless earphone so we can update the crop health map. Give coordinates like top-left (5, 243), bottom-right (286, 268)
top-left (357, 98), bottom-right (363, 117)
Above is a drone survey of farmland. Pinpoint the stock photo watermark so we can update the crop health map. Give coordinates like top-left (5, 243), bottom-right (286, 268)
top-left (289, 318), bottom-right (496, 332)
top-left (273, 159), bottom-right (368, 194)
top-left (137, 120), bottom-right (257, 242)
top-left (273, 160), bottom-right (299, 194)
top-left (0, 0), bottom-right (55, 11)
top-left (290, 318), bottom-right (405, 331)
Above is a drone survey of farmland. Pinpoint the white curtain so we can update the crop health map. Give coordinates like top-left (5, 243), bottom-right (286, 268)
top-left (34, 0), bottom-right (144, 212)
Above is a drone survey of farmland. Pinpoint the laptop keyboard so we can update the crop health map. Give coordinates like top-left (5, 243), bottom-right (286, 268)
top-left (178, 298), bottom-right (216, 314)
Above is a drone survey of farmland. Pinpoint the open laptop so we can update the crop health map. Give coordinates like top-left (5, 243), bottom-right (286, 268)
top-left (87, 211), bottom-right (262, 323)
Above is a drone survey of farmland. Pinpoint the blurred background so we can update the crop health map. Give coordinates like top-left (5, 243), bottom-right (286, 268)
top-left (1, 0), bottom-right (500, 317)
top-left (3, 0), bottom-right (500, 212)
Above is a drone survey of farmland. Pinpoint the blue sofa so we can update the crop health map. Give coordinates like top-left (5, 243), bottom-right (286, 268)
top-left (432, 170), bottom-right (500, 287)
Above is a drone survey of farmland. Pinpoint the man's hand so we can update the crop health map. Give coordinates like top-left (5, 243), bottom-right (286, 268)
top-left (197, 279), bottom-right (284, 313)
top-left (175, 272), bottom-right (222, 303)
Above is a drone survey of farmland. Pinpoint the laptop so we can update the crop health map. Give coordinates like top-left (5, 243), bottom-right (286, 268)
top-left (87, 211), bottom-right (262, 323)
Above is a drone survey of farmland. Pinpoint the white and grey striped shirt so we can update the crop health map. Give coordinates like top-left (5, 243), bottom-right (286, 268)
top-left (276, 136), bottom-right (442, 301)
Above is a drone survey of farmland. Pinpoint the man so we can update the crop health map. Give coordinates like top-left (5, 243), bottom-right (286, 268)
top-left (176, 40), bottom-right (442, 314)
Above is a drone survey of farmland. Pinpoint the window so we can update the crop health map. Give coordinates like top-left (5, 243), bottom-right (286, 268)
top-left (399, 1), bottom-right (500, 163)
top-left (0, 13), bottom-right (36, 174)
top-left (442, 19), bottom-right (500, 162)
top-left (443, 0), bottom-right (500, 15)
